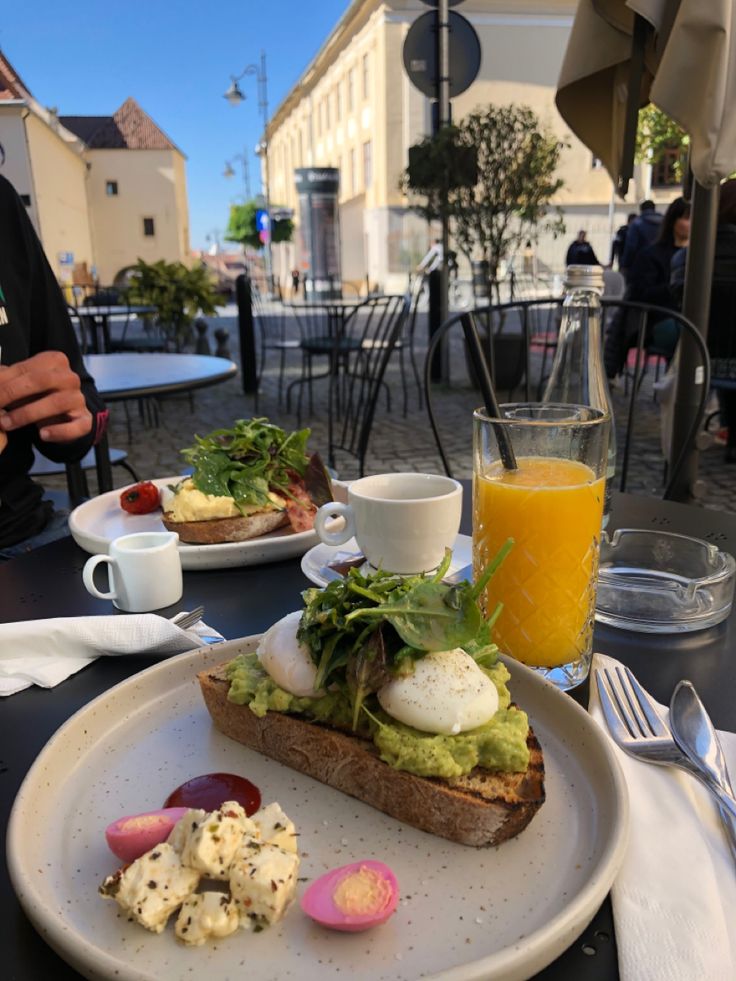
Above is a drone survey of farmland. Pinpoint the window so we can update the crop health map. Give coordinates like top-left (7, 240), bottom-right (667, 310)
top-left (350, 147), bottom-right (357, 195)
top-left (348, 67), bottom-right (355, 112)
top-left (325, 94), bottom-right (330, 130)
top-left (363, 140), bottom-right (372, 187)
top-left (651, 146), bottom-right (685, 187)
top-left (336, 83), bottom-right (343, 122)
top-left (106, 180), bottom-right (119, 196)
top-left (143, 217), bottom-right (155, 237)
top-left (362, 52), bottom-right (370, 100)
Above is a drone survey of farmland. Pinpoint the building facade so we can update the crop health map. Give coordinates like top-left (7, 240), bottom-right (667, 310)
top-left (265, 0), bottom-right (675, 293)
top-left (0, 52), bottom-right (189, 286)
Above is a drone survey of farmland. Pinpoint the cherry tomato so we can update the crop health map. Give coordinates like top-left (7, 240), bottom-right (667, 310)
top-left (120, 481), bottom-right (161, 515)
top-left (164, 773), bottom-right (261, 815)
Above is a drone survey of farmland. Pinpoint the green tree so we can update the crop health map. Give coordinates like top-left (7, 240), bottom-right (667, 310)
top-left (402, 104), bottom-right (566, 293)
top-left (126, 259), bottom-right (219, 351)
top-left (635, 104), bottom-right (688, 182)
top-left (225, 200), bottom-right (294, 250)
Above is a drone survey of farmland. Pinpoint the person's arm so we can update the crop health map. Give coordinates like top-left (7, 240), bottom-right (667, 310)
top-left (626, 249), bottom-right (676, 309)
top-left (0, 186), bottom-right (107, 462)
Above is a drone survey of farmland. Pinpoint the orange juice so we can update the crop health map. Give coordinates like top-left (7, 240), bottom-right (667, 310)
top-left (473, 456), bottom-right (605, 668)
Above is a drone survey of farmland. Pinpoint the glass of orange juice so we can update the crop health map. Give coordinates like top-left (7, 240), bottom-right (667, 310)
top-left (473, 404), bottom-right (610, 690)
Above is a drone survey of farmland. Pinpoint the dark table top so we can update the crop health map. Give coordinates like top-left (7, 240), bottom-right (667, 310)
top-left (83, 353), bottom-right (238, 401)
top-left (1, 490), bottom-right (734, 980)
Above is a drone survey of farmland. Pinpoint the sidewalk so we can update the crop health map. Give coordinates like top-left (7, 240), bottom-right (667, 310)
top-left (43, 309), bottom-right (736, 513)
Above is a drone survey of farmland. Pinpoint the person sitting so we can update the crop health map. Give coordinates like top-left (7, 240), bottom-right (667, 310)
top-left (0, 174), bottom-right (108, 558)
top-left (620, 200), bottom-right (663, 278)
top-left (565, 230), bottom-right (600, 266)
top-left (603, 197), bottom-right (689, 380)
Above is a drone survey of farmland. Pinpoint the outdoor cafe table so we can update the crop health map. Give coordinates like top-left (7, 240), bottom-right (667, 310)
top-left (1, 490), bottom-right (734, 980)
top-left (84, 352), bottom-right (238, 492)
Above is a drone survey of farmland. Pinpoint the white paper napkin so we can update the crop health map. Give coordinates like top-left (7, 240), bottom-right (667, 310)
top-left (590, 653), bottom-right (736, 980)
top-left (0, 614), bottom-right (224, 696)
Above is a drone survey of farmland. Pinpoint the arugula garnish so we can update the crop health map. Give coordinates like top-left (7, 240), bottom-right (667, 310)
top-left (180, 418), bottom-right (312, 512)
top-left (297, 540), bottom-right (513, 731)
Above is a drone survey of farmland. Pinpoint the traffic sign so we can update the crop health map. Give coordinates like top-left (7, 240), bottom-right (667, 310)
top-left (403, 10), bottom-right (481, 100)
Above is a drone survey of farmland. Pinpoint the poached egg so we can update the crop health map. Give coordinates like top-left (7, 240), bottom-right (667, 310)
top-left (377, 648), bottom-right (499, 735)
top-left (256, 611), bottom-right (323, 698)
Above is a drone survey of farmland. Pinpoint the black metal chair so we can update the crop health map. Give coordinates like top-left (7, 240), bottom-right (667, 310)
top-left (328, 294), bottom-right (410, 476)
top-left (252, 289), bottom-right (300, 410)
top-left (705, 278), bottom-right (736, 445)
top-left (30, 445), bottom-right (140, 508)
top-left (364, 274), bottom-right (424, 415)
top-left (286, 300), bottom-right (365, 421)
top-left (424, 299), bottom-right (710, 498)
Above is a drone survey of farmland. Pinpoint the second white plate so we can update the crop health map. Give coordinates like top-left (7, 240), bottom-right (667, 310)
top-left (301, 533), bottom-right (473, 587)
top-left (69, 477), bottom-right (351, 570)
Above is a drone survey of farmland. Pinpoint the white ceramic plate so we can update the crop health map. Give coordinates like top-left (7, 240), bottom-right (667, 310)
top-left (8, 638), bottom-right (628, 981)
top-left (301, 533), bottom-right (473, 587)
top-left (68, 477), bottom-right (348, 570)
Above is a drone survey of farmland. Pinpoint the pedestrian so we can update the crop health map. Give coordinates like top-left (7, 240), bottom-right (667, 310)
top-left (603, 197), bottom-right (690, 380)
top-left (620, 200), bottom-right (664, 277)
top-left (0, 174), bottom-right (107, 557)
top-left (566, 230), bottom-right (600, 266)
top-left (291, 268), bottom-right (300, 296)
top-left (610, 214), bottom-right (637, 268)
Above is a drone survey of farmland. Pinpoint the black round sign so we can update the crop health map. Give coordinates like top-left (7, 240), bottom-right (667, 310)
top-left (403, 11), bottom-right (481, 100)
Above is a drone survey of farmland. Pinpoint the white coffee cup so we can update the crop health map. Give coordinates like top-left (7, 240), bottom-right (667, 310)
top-left (82, 532), bottom-right (183, 612)
top-left (314, 472), bottom-right (463, 574)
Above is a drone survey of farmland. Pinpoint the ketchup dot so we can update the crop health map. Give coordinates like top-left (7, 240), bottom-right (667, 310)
top-left (164, 773), bottom-right (261, 815)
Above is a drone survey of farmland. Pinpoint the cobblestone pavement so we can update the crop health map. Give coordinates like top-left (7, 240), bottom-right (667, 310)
top-left (39, 305), bottom-right (736, 513)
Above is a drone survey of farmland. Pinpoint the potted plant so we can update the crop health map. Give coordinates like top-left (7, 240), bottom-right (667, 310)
top-left (126, 259), bottom-right (220, 352)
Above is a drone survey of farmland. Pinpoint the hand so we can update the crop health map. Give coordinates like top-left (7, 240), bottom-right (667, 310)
top-left (0, 351), bottom-right (93, 443)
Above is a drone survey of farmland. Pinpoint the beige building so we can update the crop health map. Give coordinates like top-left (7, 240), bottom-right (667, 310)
top-left (266, 0), bottom-right (674, 292)
top-left (0, 51), bottom-right (189, 286)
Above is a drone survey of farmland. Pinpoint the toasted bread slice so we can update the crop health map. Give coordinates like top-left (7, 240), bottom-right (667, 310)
top-left (162, 509), bottom-right (288, 544)
top-left (198, 663), bottom-right (545, 847)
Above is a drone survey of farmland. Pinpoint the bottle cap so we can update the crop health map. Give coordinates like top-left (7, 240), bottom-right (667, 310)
top-left (564, 264), bottom-right (604, 291)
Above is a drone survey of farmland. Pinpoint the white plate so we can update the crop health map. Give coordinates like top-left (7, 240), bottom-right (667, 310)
top-left (301, 533), bottom-right (473, 587)
top-left (8, 638), bottom-right (629, 981)
top-left (68, 477), bottom-right (348, 570)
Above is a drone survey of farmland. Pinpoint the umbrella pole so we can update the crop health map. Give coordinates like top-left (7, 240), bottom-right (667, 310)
top-left (668, 179), bottom-right (719, 501)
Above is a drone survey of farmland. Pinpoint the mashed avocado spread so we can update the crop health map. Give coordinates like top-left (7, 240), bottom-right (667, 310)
top-left (226, 653), bottom-right (530, 779)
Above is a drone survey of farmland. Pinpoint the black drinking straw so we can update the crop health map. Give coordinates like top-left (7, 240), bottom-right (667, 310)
top-left (460, 312), bottom-right (518, 471)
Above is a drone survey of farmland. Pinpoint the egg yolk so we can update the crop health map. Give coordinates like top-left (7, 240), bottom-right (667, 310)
top-left (332, 866), bottom-right (393, 916)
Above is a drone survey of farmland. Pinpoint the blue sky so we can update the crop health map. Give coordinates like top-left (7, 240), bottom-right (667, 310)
top-left (0, 0), bottom-right (348, 249)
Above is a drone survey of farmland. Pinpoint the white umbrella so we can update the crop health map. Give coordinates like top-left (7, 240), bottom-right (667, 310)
top-left (555, 0), bottom-right (736, 499)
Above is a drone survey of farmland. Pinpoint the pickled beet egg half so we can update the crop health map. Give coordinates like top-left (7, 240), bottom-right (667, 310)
top-left (105, 807), bottom-right (189, 863)
top-left (301, 860), bottom-right (398, 932)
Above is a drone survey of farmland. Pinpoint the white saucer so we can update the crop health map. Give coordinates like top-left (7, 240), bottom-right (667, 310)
top-left (300, 533), bottom-right (473, 587)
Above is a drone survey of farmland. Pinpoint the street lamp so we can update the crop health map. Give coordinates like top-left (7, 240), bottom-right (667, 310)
top-left (224, 51), bottom-right (273, 294)
top-left (223, 153), bottom-right (251, 200)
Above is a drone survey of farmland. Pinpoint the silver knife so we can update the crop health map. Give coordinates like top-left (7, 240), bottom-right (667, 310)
top-left (670, 680), bottom-right (736, 861)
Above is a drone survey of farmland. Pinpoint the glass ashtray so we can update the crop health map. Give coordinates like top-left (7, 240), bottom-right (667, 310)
top-left (596, 529), bottom-right (735, 633)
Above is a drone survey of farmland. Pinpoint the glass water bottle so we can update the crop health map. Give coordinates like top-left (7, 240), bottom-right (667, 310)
top-left (542, 264), bottom-right (615, 525)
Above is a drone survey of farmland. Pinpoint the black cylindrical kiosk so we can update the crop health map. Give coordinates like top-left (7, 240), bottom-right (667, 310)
top-left (294, 168), bottom-right (342, 301)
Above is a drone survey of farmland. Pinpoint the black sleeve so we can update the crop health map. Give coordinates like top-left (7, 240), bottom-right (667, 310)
top-left (11, 182), bottom-right (108, 464)
top-left (626, 248), bottom-right (676, 310)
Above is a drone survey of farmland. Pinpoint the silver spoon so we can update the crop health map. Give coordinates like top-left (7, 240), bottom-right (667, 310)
top-left (670, 680), bottom-right (736, 861)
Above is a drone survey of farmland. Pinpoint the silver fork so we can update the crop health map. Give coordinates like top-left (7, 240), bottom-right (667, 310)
top-left (596, 664), bottom-right (736, 856)
top-left (169, 606), bottom-right (204, 631)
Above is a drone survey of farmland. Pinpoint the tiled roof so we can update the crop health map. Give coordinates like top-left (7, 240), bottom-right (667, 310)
top-left (59, 98), bottom-right (180, 152)
top-left (0, 50), bottom-right (32, 101)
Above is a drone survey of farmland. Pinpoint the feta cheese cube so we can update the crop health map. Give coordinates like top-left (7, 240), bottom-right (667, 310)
top-left (166, 808), bottom-right (206, 854)
top-left (229, 837), bottom-right (300, 926)
top-left (99, 843), bottom-right (199, 934)
top-left (251, 802), bottom-right (298, 853)
top-left (179, 802), bottom-right (260, 880)
top-left (175, 891), bottom-right (239, 946)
